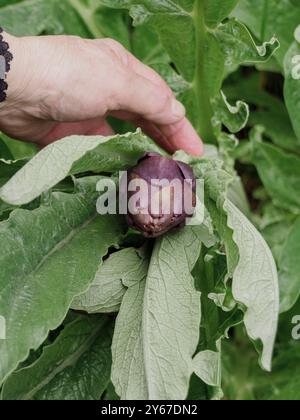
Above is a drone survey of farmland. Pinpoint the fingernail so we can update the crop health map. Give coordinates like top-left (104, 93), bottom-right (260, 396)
top-left (171, 99), bottom-right (186, 119)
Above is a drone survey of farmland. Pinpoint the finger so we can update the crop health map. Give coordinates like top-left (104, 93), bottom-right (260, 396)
top-left (85, 120), bottom-right (114, 136)
top-left (40, 118), bottom-right (114, 146)
top-left (134, 117), bottom-right (203, 156)
top-left (110, 67), bottom-right (203, 154)
top-left (110, 110), bottom-right (203, 156)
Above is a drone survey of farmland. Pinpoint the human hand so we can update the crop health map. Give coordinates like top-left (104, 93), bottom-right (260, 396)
top-left (0, 33), bottom-right (203, 155)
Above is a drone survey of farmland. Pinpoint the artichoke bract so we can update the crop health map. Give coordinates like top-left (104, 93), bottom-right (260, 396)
top-left (124, 152), bottom-right (196, 238)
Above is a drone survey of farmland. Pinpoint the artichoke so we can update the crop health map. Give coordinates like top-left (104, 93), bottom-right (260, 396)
top-left (125, 152), bottom-right (196, 238)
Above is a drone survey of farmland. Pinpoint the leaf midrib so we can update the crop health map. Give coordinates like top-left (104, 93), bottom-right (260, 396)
top-left (19, 319), bottom-right (107, 400)
top-left (0, 212), bottom-right (97, 309)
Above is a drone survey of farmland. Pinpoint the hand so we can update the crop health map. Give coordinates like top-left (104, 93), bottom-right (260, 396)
top-left (0, 33), bottom-right (203, 156)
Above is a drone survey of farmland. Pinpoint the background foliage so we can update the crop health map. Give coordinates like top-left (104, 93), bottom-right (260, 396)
top-left (0, 0), bottom-right (300, 400)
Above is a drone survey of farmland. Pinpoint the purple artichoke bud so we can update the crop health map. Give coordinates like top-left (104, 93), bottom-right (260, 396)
top-left (125, 152), bottom-right (196, 238)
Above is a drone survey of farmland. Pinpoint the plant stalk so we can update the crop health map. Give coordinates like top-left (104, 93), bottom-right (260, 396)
top-left (69, 0), bottom-right (104, 39)
top-left (193, 0), bottom-right (216, 143)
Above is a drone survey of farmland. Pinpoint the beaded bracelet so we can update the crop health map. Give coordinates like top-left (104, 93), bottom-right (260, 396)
top-left (0, 28), bottom-right (13, 103)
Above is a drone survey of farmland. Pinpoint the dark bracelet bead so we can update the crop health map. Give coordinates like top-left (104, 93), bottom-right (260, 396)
top-left (0, 27), bottom-right (13, 103)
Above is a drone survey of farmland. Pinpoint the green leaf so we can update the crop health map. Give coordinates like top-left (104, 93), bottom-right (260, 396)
top-left (249, 110), bottom-right (299, 153)
top-left (270, 380), bottom-right (300, 400)
top-left (0, 159), bottom-right (28, 218)
top-left (111, 280), bottom-right (147, 400)
top-left (0, 130), bottom-right (162, 205)
top-left (68, 0), bottom-right (131, 44)
top-left (261, 211), bottom-right (295, 264)
top-left (224, 199), bottom-right (279, 371)
top-left (1, 315), bottom-right (113, 400)
top-left (216, 19), bottom-right (280, 67)
top-left (190, 249), bottom-right (242, 400)
top-left (201, 165), bottom-right (278, 378)
top-left (101, 0), bottom-right (195, 82)
top-left (104, 382), bottom-right (120, 400)
top-left (0, 158), bottom-right (27, 188)
top-left (0, 185), bottom-right (125, 385)
top-left (0, 0), bottom-right (90, 37)
top-left (279, 216), bottom-right (300, 313)
top-left (151, 63), bottom-right (190, 97)
top-left (142, 226), bottom-right (202, 399)
top-left (193, 350), bottom-right (221, 387)
top-left (0, 134), bottom-right (38, 160)
top-left (0, 138), bottom-right (13, 160)
top-left (0, 0), bottom-right (130, 43)
top-left (224, 72), bottom-right (293, 149)
top-left (204, 0), bottom-right (239, 28)
top-left (212, 91), bottom-right (249, 134)
top-left (195, 162), bottom-right (239, 276)
top-left (194, 249), bottom-right (242, 346)
top-left (72, 247), bottom-right (147, 314)
top-left (110, 246), bottom-right (150, 399)
top-left (112, 226), bottom-right (206, 400)
top-left (101, 1), bottom-right (278, 143)
top-left (131, 25), bottom-right (169, 64)
top-left (284, 36), bottom-right (300, 142)
top-left (266, 343), bottom-right (300, 400)
top-left (224, 73), bottom-right (286, 114)
top-left (232, 0), bottom-right (300, 65)
top-left (252, 136), bottom-right (300, 213)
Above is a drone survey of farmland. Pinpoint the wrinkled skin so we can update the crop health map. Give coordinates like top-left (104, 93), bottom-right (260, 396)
top-left (125, 152), bottom-right (196, 238)
top-left (0, 33), bottom-right (202, 155)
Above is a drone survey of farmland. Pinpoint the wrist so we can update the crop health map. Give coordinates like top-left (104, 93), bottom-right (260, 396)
top-left (0, 33), bottom-right (30, 114)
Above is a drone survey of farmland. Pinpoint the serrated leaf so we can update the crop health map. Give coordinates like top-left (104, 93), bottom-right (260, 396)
top-left (212, 91), bottom-right (249, 134)
top-left (0, 185), bottom-right (125, 385)
top-left (198, 165), bottom-right (279, 371)
top-left (216, 19), bottom-right (280, 67)
top-left (224, 199), bottom-right (279, 371)
top-left (1, 316), bottom-right (113, 400)
top-left (0, 130), bottom-right (161, 205)
top-left (190, 249), bottom-right (241, 400)
top-left (232, 0), bottom-right (300, 65)
top-left (72, 247), bottom-right (147, 314)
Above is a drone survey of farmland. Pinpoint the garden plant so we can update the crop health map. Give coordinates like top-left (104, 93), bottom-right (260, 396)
top-left (0, 0), bottom-right (300, 401)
